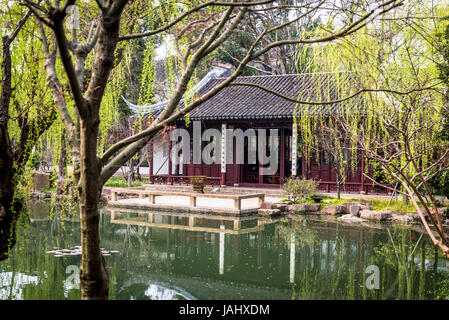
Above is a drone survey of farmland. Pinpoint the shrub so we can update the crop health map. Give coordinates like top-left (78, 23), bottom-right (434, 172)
top-left (428, 170), bottom-right (449, 199)
top-left (281, 177), bottom-right (318, 203)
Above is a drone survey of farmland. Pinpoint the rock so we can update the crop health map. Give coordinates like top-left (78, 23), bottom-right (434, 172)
top-left (343, 201), bottom-right (372, 211)
top-left (343, 202), bottom-right (359, 210)
top-left (272, 203), bottom-right (289, 212)
top-left (360, 203), bottom-right (373, 210)
top-left (260, 202), bottom-right (274, 209)
top-left (288, 203), bottom-right (321, 213)
top-left (257, 208), bottom-right (281, 217)
top-left (349, 205), bottom-right (362, 216)
top-left (288, 204), bottom-right (307, 213)
top-left (304, 203), bottom-right (321, 212)
top-left (391, 214), bottom-right (417, 224)
top-left (415, 208), bottom-right (444, 221)
top-left (360, 210), bottom-right (392, 221)
top-left (320, 205), bottom-right (347, 215)
top-left (338, 214), bottom-right (365, 222)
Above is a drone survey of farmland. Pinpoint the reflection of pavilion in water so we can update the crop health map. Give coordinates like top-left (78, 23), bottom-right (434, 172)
top-left (107, 208), bottom-right (277, 276)
top-left (108, 208), bottom-right (271, 234)
top-left (105, 208), bottom-right (296, 299)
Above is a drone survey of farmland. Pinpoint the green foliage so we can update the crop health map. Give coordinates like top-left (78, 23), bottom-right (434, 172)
top-left (319, 196), bottom-right (358, 207)
top-left (369, 160), bottom-right (392, 185)
top-left (294, 1), bottom-right (449, 203)
top-left (371, 199), bottom-right (418, 214)
top-left (428, 170), bottom-right (449, 199)
top-left (281, 177), bottom-right (317, 203)
top-left (104, 176), bottom-right (149, 188)
top-left (211, 30), bottom-right (259, 76)
top-left (437, 24), bottom-right (449, 141)
top-left (27, 153), bottom-right (40, 170)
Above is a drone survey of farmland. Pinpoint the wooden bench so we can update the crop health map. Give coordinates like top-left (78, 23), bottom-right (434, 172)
top-left (110, 188), bottom-right (265, 211)
top-left (146, 190), bottom-right (265, 211)
top-left (110, 188), bottom-right (148, 201)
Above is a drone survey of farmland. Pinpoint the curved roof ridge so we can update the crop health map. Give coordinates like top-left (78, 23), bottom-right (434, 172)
top-left (217, 70), bottom-right (354, 80)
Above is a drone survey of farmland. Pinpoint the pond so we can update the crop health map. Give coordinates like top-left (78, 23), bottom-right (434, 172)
top-left (1, 200), bottom-right (449, 300)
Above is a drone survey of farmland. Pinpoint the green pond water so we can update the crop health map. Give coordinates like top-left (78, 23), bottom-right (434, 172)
top-left (1, 200), bottom-right (449, 300)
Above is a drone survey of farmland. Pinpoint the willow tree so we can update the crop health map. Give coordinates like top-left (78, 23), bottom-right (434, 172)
top-left (0, 4), bottom-right (57, 261)
top-left (22, 0), bottom-right (402, 299)
top-left (292, 1), bottom-right (449, 256)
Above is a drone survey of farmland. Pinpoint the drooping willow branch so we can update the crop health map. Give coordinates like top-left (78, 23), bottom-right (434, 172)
top-left (251, 0), bottom-right (404, 60)
top-left (117, 0), bottom-right (296, 41)
top-left (229, 81), bottom-right (444, 105)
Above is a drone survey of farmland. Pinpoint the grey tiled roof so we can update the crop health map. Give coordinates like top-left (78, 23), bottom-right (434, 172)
top-left (145, 72), bottom-right (356, 121)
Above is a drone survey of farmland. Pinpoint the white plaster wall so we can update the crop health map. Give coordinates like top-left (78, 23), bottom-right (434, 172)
top-left (152, 135), bottom-right (183, 175)
top-left (152, 135), bottom-right (168, 175)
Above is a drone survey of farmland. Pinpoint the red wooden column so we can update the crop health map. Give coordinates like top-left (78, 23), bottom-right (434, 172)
top-left (149, 140), bottom-right (154, 183)
top-left (258, 131), bottom-right (264, 185)
top-left (291, 122), bottom-right (298, 179)
top-left (233, 128), bottom-right (240, 186)
top-left (220, 123), bottom-right (226, 187)
top-left (167, 139), bottom-right (173, 185)
top-left (280, 128), bottom-right (285, 184)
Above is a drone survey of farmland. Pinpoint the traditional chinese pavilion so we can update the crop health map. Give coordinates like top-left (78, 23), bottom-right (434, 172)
top-left (125, 67), bottom-right (387, 194)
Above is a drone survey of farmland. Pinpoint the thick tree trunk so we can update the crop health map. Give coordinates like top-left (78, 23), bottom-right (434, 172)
top-left (0, 140), bottom-right (16, 261)
top-left (0, 37), bottom-right (17, 261)
top-left (0, 195), bottom-right (23, 262)
top-left (0, 22), bottom-right (53, 261)
top-left (78, 117), bottom-right (109, 299)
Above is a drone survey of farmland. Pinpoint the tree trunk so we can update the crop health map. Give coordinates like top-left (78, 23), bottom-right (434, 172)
top-left (0, 136), bottom-right (16, 261)
top-left (58, 129), bottom-right (67, 179)
top-left (0, 37), bottom-right (17, 261)
top-left (78, 117), bottom-right (109, 299)
top-left (336, 174), bottom-right (341, 200)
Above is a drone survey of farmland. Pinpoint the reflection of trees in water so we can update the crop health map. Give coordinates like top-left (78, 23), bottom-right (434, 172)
top-left (0, 201), bottom-right (82, 299)
top-left (281, 219), bottom-right (445, 300)
top-left (98, 213), bottom-right (168, 298)
top-left (282, 219), bottom-right (375, 300)
top-left (372, 226), bottom-right (448, 300)
top-left (276, 219), bottom-right (318, 248)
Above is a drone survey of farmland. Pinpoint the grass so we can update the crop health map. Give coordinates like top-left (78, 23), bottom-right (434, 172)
top-left (280, 198), bottom-right (318, 204)
top-left (319, 197), bottom-right (416, 213)
top-left (280, 195), bottom-right (443, 214)
top-left (370, 199), bottom-right (417, 213)
top-left (318, 196), bottom-right (359, 207)
top-left (104, 176), bottom-right (149, 188)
